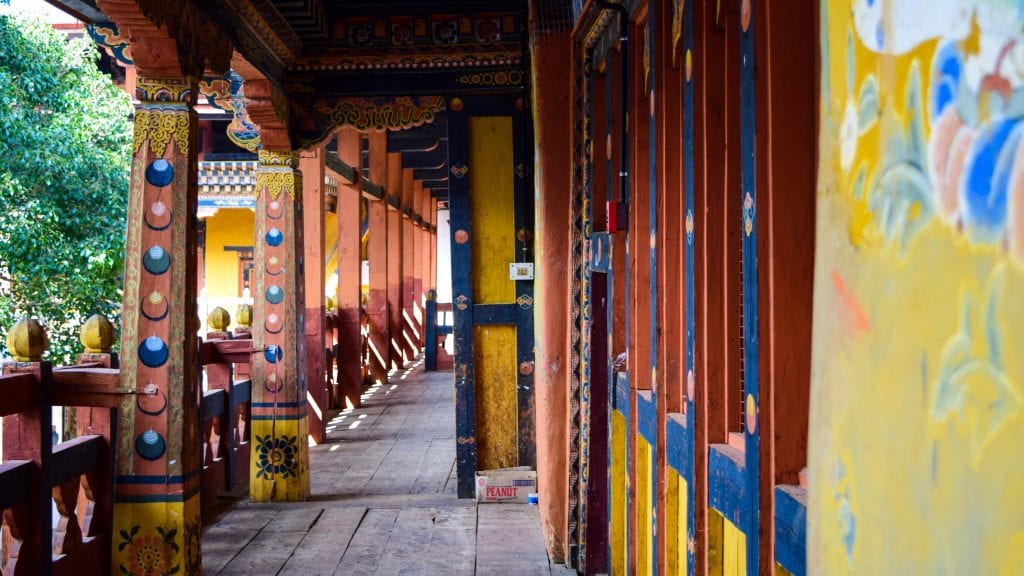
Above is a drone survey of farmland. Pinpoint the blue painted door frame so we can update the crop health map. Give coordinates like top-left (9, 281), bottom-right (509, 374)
top-left (447, 94), bottom-right (536, 499)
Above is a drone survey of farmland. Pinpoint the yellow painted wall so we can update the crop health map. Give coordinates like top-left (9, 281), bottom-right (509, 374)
top-left (469, 116), bottom-right (518, 470)
top-left (667, 468), bottom-right (688, 576)
top-left (611, 410), bottom-right (627, 575)
top-left (324, 210), bottom-right (339, 296)
top-left (202, 208), bottom-right (254, 330)
top-left (636, 437), bottom-right (653, 576)
top-left (708, 508), bottom-right (746, 576)
top-left (812, 2), bottom-right (1024, 573)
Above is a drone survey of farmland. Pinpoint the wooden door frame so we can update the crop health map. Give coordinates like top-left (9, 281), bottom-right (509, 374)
top-left (448, 93), bottom-right (536, 498)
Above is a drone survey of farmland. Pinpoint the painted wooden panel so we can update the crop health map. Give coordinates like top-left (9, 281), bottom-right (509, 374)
top-left (611, 408), bottom-right (628, 576)
top-left (708, 509), bottom-right (747, 576)
top-left (667, 468), bottom-right (688, 576)
top-left (468, 116), bottom-right (517, 471)
top-left (813, 1), bottom-right (1024, 574)
top-left (637, 435), bottom-right (654, 576)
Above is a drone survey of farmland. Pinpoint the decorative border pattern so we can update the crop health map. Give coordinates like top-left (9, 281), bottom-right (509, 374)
top-left (568, 7), bottom-right (616, 572)
top-left (86, 23), bottom-right (133, 65)
top-left (293, 96), bottom-right (446, 147)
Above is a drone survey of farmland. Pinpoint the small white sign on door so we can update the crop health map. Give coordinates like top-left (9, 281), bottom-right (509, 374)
top-left (509, 262), bottom-right (534, 280)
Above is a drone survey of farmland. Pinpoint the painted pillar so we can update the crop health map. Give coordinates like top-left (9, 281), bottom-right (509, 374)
top-left (530, 33), bottom-right (572, 562)
top-left (387, 152), bottom-right (406, 369)
top-left (336, 128), bottom-right (363, 408)
top-left (114, 76), bottom-right (203, 574)
top-left (301, 146), bottom-right (327, 443)
top-left (402, 168), bottom-right (418, 358)
top-left (250, 148), bottom-right (310, 502)
top-left (409, 180), bottom-right (421, 344)
top-left (429, 197), bottom-right (438, 296)
top-left (366, 132), bottom-right (390, 384)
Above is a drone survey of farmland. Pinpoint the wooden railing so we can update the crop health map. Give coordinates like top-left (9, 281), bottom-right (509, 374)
top-left (324, 309), bottom-right (371, 408)
top-left (1, 359), bottom-right (117, 576)
top-left (424, 300), bottom-right (453, 371)
top-left (199, 337), bottom-right (253, 513)
top-left (0, 315), bottom-right (259, 575)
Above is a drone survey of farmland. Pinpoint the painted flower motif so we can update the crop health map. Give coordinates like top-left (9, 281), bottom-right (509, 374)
top-left (118, 525), bottom-right (180, 576)
top-left (433, 21), bottom-right (458, 44)
top-left (184, 519), bottom-right (201, 575)
top-left (392, 22), bottom-right (414, 46)
top-left (256, 434), bottom-right (299, 479)
top-left (475, 19), bottom-right (500, 43)
top-left (839, 99), bottom-right (859, 172)
top-left (350, 25), bottom-right (373, 47)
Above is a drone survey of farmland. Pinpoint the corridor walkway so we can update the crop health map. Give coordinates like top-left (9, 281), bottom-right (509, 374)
top-left (201, 360), bottom-right (568, 575)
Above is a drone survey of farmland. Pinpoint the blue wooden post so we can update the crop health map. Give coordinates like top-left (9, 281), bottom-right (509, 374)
top-left (425, 295), bottom-right (437, 371)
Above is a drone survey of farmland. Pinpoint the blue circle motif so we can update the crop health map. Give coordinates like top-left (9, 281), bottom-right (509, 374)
top-left (145, 159), bottom-right (174, 187)
top-left (266, 285), bottom-right (284, 304)
top-left (265, 345), bottom-right (282, 364)
top-left (143, 245), bottom-right (171, 275)
top-left (265, 228), bottom-right (283, 247)
top-left (138, 336), bottom-right (169, 367)
top-left (135, 429), bottom-right (166, 461)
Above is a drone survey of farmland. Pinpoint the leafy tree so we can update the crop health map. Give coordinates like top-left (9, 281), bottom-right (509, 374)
top-left (0, 14), bottom-right (132, 364)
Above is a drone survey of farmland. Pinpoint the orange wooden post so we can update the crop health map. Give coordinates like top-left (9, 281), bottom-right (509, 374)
top-left (1, 320), bottom-right (52, 575)
top-left (109, 74), bottom-right (205, 570)
top-left (401, 168), bottom-right (418, 360)
top-left (531, 31), bottom-right (574, 564)
top-left (336, 128), bottom-right (364, 407)
top-left (301, 146), bottom-right (327, 443)
top-left (413, 181), bottom-right (426, 348)
top-left (387, 151), bottom-right (406, 369)
top-left (250, 148), bottom-right (310, 502)
top-left (366, 132), bottom-right (391, 385)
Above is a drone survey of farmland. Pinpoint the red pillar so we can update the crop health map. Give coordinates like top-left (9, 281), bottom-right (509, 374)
top-left (531, 33), bottom-right (573, 562)
top-left (387, 152), bottom-right (406, 369)
top-left (301, 146), bottom-right (327, 443)
top-left (401, 168), bottom-right (418, 359)
top-left (366, 133), bottom-right (390, 385)
top-left (335, 128), bottom-right (364, 407)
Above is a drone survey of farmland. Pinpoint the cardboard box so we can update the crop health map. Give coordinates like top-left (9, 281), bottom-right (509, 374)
top-left (475, 467), bottom-right (537, 503)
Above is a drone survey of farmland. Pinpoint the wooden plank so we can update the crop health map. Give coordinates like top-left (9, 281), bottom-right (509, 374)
top-left (476, 505), bottom-right (549, 575)
top-left (202, 389), bottom-right (227, 420)
top-left (204, 339), bottom-right (253, 365)
top-left (279, 507), bottom-right (366, 576)
top-left (0, 372), bottom-right (35, 416)
top-left (47, 435), bottom-right (103, 487)
top-left (0, 460), bottom-right (33, 509)
top-left (261, 508), bottom-right (324, 533)
top-left (708, 443), bottom-right (747, 530)
top-left (774, 485), bottom-right (807, 576)
top-left (216, 529), bottom-right (307, 575)
top-left (471, 303), bottom-right (516, 325)
top-left (334, 508), bottom-right (399, 576)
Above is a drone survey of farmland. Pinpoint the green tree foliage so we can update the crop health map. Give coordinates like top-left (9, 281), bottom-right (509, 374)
top-left (0, 14), bottom-right (132, 363)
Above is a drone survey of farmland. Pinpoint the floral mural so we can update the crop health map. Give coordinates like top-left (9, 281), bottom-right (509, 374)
top-left (811, 1), bottom-right (1024, 573)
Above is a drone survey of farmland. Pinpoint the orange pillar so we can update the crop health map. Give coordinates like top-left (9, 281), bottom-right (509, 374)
top-left (531, 32), bottom-right (573, 562)
top-left (336, 128), bottom-right (363, 407)
top-left (113, 75), bottom-right (205, 569)
top-left (366, 133), bottom-right (390, 385)
top-left (413, 181), bottom-right (426, 347)
top-left (301, 145), bottom-right (326, 443)
top-left (387, 152), bottom-right (406, 369)
top-left (401, 168), bottom-right (418, 359)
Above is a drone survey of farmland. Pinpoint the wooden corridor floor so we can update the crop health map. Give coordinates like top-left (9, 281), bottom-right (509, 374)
top-left (202, 359), bottom-right (570, 576)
